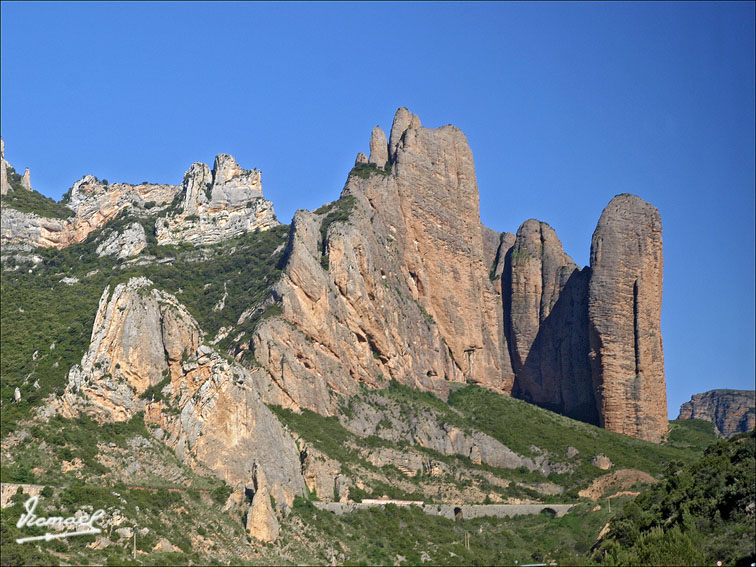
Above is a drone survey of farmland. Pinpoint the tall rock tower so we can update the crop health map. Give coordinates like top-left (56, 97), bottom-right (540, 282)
top-left (588, 194), bottom-right (667, 442)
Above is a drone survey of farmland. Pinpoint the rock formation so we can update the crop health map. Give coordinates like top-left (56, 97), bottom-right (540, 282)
top-left (155, 154), bottom-right (278, 245)
top-left (56, 277), bottom-right (305, 508)
top-left (5, 109), bottom-right (672, 444)
top-left (248, 108), bottom-right (514, 416)
top-left (588, 194), bottom-right (666, 443)
top-left (0, 138), bottom-right (8, 195)
top-left (678, 389), bottom-right (755, 438)
top-left (245, 464), bottom-right (280, 543)
top-left (504, 220), bottom-right (596, 423)
top-left (1, 171), bottom-right (176, 249)
top-left (368, 126), bottom-right (388, 168)
top-left (95, 222), bottom-right (147, 259)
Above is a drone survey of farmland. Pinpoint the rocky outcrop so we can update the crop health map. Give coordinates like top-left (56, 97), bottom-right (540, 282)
top-left (155, 154), bottom-right (278, 246)
top-left (55, 277), bottom-right (305, 507)
top-left (588, 194), bottom-right (666, 443)
top-left (1, 171), bottom-right (176, 249)
top-left (245, 464), bottom-right (280, 542)
top-left (0, 138), bottom-right (8, 195)
top-left (339, 392), bottom-right (571, 476)
top-left (505, 220), bottom-right (597, 423)
top-left (678, 390), bottom-right (755, 438)
top-left (248, 108), bottom-right (513, 416)
top-left (95, 222), bottom-right (147, 259)
top-left (368, 126), bottom-right (388, 168)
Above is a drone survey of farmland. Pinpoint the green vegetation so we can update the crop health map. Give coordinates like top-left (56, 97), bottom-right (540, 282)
top-left (290, 497), bottom-right (615, 565)
top-left (2, 166), bottom-right (74, 219)
top-left (595, 430), bottom-right (755, 566)
top-left (348, 162), bottom-right (392, 179)
top-left (317, 195), bottom-right (356, 270)
top-left (447, 385), bottom-right (713, 490)
top-left (1, 217), bottom-right (290, 436)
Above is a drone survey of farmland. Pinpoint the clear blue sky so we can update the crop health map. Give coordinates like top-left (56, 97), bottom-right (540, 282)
top-left (2, 1), bottom-right (754, 418)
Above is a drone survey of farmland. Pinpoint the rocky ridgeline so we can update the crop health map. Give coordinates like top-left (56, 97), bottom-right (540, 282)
top-left (244, 108), bottom-right (667, 442)
top-left (5, 109), bottom-right (670, 444)
top-left (155, 154), bottom-right (278, 245)
top-left (0, 142), bottom-right (277, 249)
top-left (678, 389), bottom-right (755, 438)
top-left (53, 277), bottom-right (304, 541)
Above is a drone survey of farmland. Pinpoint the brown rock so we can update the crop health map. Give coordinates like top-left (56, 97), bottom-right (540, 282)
top-left (504, 220), bottom-right (597, 423)
top-left (55, 277), bottom-right (306, 507)
top-left (678, 389), bottom-right (755, 438)
top-left (588, 194), bottom-right (667, 442)
top-left (245, 464), bottom-right (280, 543)
top-left (368, 126), bottom-right (388, 168)
top-left (249, 108), bottom-right (514, 415)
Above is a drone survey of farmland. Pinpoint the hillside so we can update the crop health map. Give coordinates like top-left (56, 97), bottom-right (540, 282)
top-left (594, 429), bottom-right (756, 566)
top-left (0, 109), bottom-right (727, 565)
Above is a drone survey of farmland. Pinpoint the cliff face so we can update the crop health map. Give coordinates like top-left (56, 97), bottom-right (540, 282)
top-left (678, 390), bottom-right (755, 438)
top-left (155, 154), bottom-right (278, 245)
top-left (55, 277), bottom-right (305, 509)
top-left (5, 109), bottom-right (671, 443)
top-left (248, 109), bottom-right (513, 416)
top-left (505, 220), bottom-right (596, 424)
top-left (587, 194), bottom-right (667, 443)
top-left (1, 148), bottom-right (276, 250)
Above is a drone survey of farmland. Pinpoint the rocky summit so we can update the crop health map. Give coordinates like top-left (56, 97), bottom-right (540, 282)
top-left (5, 108), bottom-right (725, 564)
top-left (678, 389), bottom-right (755, 438)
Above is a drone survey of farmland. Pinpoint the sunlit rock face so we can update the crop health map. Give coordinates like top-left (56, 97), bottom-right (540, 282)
top-left (155, 154), bottom-right (278, 246)
top-left (55, 277), bottom-right (305, 510)
top-left (588, 194), bottom-right (666, 443)
top-left (248, 108), bottom-right (515, 417)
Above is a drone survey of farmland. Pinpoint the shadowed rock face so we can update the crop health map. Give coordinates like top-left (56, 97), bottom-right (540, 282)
top-left (588, 194), bottom-right (666, 443)
top-left (504, 220), bottom-right (597, 424)
top-left (678, 390), bottom-right (755, 438)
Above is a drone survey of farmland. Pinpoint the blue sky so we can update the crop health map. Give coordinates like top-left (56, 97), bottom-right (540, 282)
top-left (2, 1), bottom-right (754, 418)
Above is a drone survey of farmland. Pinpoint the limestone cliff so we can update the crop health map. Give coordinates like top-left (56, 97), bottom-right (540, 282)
top-left (505, 220), bottom-right (596, 424)
top-left (247, 108), bottom-right (513, 416)
top-left (55, 277), bottom-right (305, 509)
top-left (155, 154), bottom-right (278, 245)
top-left (678, 390), bottom-right (755, 438)
top-left (1, 172), bottom-right (176, 249)
top-left (588, 194), bottom-right (667, 443)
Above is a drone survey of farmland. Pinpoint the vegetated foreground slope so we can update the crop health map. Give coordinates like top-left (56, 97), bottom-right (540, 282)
top-left (594, 430), bottom-right (756, 567)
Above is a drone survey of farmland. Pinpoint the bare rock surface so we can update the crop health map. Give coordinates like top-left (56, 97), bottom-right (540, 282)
top-left (245, 464), bottom-right (280, 542)
top-left (678, 389), bottom-right (755, 438)
top-left (588, 194), bottom-right (667, 442)
top-left (368, 126), bottom-right (388, 167)
top-left (54, 277), bottom-right (305, 507)
top-left (155, 154), bottom-right (278, 246)
top-left (505, 220), bottom-right (597, 423)
top-left (249, 108), bottom-right (514, 417)
top-left (96, 222), bottom-right (147, 259)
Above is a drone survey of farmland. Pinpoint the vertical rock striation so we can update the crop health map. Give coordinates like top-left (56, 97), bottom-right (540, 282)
top-left (249, 108), bottom-right (514, 415)
top-left (505, 220), bottom-right (596, 423)
top-left (588, 194), bottom-right (666, 442)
